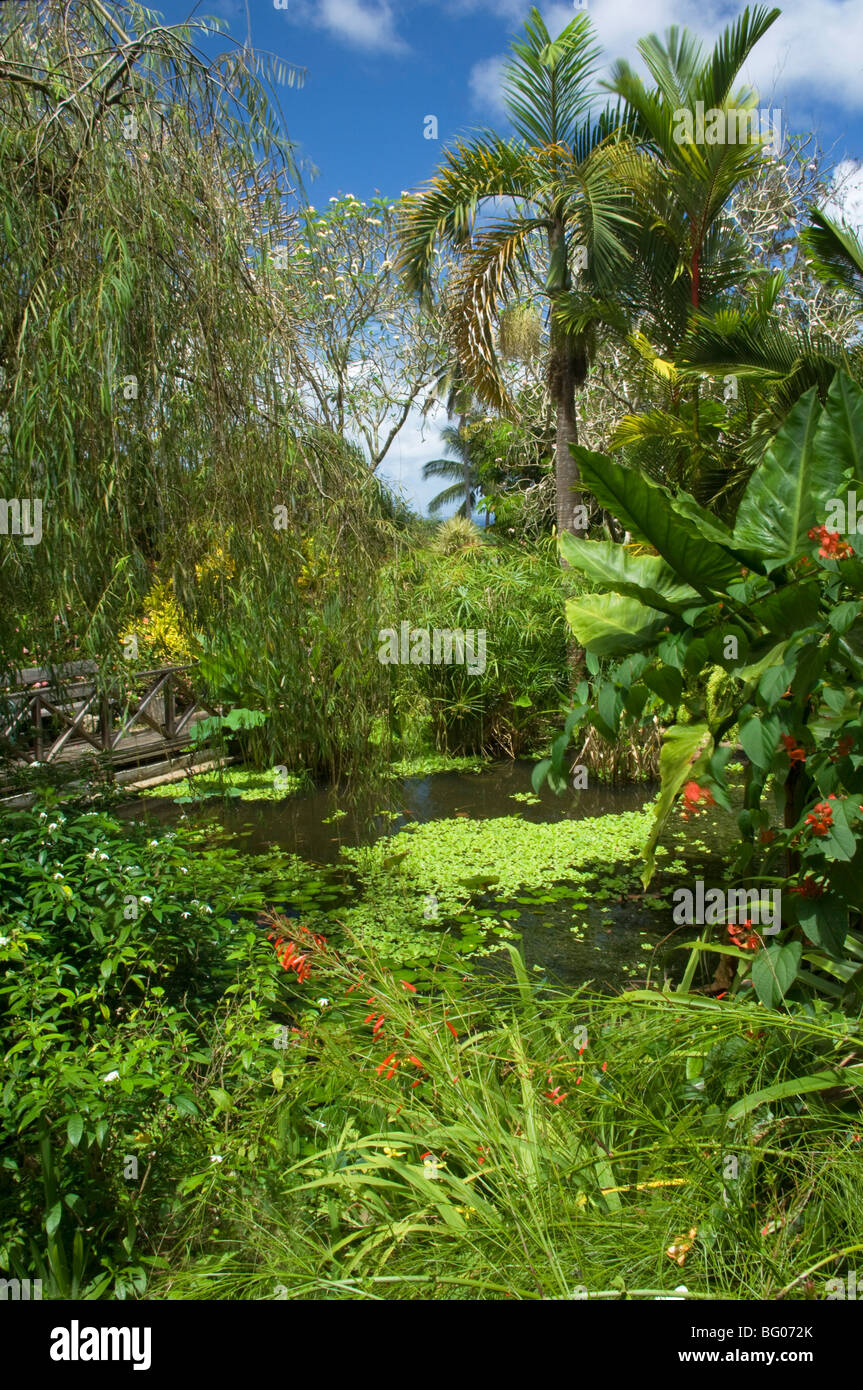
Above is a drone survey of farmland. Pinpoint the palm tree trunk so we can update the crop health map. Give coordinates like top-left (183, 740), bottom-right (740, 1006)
top-left (459, 409), bottom-right (471, 518)
top-left (550, 325), bottom-right (584, 537)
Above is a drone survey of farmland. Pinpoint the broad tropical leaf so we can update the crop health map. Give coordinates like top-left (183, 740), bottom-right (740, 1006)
top-left (564, 593), bottom-right (667, 657)
top-left (571, 445), bottom-right (739, 594)
top-left (559, 534), bottom-right (700, 612)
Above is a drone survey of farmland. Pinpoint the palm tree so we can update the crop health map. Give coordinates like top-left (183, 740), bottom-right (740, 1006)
top-left (559, 6), bottom-right (782, 502)
top-left (398, 7), bottom-right (633, 539)
top-left (606, 7), bottom-right (780, 341)
top-left (673, 207), bottom-right (863, 479)
top-left (423, 424), bottom-right (479, 518)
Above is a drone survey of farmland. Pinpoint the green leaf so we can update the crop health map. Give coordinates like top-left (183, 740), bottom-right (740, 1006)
top-left (738, 714), bottom-right (780, 770)
top-left (558, 534), bottom-right (700, 613)
top-left (531, 757), bottom-right (552, 793)
top-left (642, 723), bottom-right (713, 887)
top-left (571, 447), bottom-right (739, 595)
top-left (732, 387), bottom-right (827, 567)
top-left (727, 1064), bottom-right (863, 1120)
top-left (564, 594), bottom-right (666, 657)
top-left (45, 1200), bottom-right (63, 1237)
top-left (796, 895), bottom-right (848, 959)
top-left (66, 1114), bottom-right (84, 1148)
top-left (813, 370), bottom-right (863, 494)
top-left (208, 1087), bottom-right (233, 1113)
top-left (643, 665), bottom-right (683, 706)
top-left (750, 941), bottom-right (802, 1008)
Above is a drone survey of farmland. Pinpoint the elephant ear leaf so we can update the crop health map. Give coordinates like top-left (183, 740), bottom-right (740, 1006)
top-left (642, 722), bottom-right (713, 887)
top-left (564, 593), bottom-right (666, 658)
top-left (571, 446), bottom-right (739, 595)
top-left (732, 386), bottom-right (835, 568)
top-left (559, 535), bottom-right (701, 613)
top-left (813, 369), bottom-right (863, 498)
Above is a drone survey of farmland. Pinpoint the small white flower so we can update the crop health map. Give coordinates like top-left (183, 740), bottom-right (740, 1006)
top-left (39, 812), bottom-right (47, 821)
top-left (316, 998), bottom-right (330, 1009)
top-left (53, 872), bottom-right (64, 881)
top-left (210, 1154), bottom-right (223, 1164)
top-left (201, 905), bottom-right (212, 914)
top-left (180, 867), bottom-right (188, 875)
top-left (181, 912), bottom-right (191, 919)
top-left (140, 895), bottom-right (153, 906)
top-left (48, 822), bottom-right (58, 832)
top-left (191, 899), bottom-right (200, 907)
top-left (0, 934), bottom-right (11, 947)
top-left (87, 848), bottom-right (98, 860)
top-left (148, 839), bottom-right (159, 847)
top-left (99, 853), bottom-right (108, 862)
top-left (103, 1070), bottom-right (120, 1083)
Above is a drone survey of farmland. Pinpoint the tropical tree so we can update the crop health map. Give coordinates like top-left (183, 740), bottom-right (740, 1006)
top-left (398, 7), bottom-right (634, 539)
top-left (570, 6), bottom-right (783, 501)
top-left (422, 423), bottom-right (480, 518)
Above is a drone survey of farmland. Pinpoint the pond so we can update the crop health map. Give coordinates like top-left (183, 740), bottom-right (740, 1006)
top-left (124, 759), bottom-right (738, 993)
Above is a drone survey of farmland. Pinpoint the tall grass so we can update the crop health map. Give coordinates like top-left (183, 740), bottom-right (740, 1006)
top-left (150, 939), bottom-right (863, 1301)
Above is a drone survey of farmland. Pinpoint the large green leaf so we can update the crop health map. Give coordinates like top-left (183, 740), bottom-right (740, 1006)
top-left (642, 722), bottom-right (713, 887)
top-left (750, 941), bottom-right (802, 1009)
top-left (732, 387), bottom-right (830, 566)
top-left (564, 594), bottom-right (667, 657)
top-left (813, 369), bottom-right (863, 496)
top-left (558, 534), bottom-right (700, 613)
top-left (727, 1062), bottom-right (863, 1120)
top-left (571, 446), bottom-right (740, 595)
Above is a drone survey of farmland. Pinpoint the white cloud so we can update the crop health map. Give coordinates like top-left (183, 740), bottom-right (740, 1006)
top-left (376, 401), bottom-right (450, 516)
top-left (465, 1), bottom-right (863, 122)
top-left (469, 54), bottom-right (509, 119)
top-left (294, 0), bottom-right (407, 55)
top-left (825, 160), bottom-right (863, 235)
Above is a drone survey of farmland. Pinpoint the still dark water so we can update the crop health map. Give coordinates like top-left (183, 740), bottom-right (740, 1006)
top-left (126, 759), bottom-right (653, 862)
top-left (122, 762), bottom-right (710, 990)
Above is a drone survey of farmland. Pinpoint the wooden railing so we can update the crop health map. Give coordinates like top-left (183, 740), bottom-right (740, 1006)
top-left (0, 662), bottom-right (218, 772)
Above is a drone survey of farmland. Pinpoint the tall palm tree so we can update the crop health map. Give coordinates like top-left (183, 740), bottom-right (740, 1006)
top-left (398, 7), bottom-right (633, 538)
top-left (558, 6), bottom-right (782, 501)
top-left (423, 424), bottom-right (479, 518)
top-left (605, 6), bottom-right (780, 341)
top-left (673, 207), bottom-right (863, 478)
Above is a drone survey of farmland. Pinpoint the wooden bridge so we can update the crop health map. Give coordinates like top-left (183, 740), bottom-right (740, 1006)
top-left (0, 661), bottom-right (220, 793)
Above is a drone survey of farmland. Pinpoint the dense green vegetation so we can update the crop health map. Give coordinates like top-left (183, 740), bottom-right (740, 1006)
top-left (2, 1), bottom-right (863, 1305)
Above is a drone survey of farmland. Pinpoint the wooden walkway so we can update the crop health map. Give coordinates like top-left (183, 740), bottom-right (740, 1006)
top-left (0, 661), bottom-right (219, 785)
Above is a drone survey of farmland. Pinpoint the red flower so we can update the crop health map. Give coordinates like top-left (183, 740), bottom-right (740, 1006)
top-left (759, 829), bottom-right (776, 844)
top-left (780, 733), bottom-right (806, 763)
top-left (445, 1018), bottom-right (458, 1039)
top-left (680, 781), bottom-right (715, 821)
top-left (805, 801), bottom-right (834, 837)
top-left (376, 1052), bottom-right (397, 1076)
top-left (789, 875), bottom-right (823, 898)
top-left (544, 1086), bottom-right (568, 1105)
top-left (400, 980), bottom-right (417, 993)
top-left (808, 524), bottom-right (854, 559)
top-left (728, 921), bottom-right (760, 950)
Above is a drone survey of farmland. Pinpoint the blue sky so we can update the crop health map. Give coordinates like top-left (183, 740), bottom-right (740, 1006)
top-left (152, 0), bottom-right (863, 512)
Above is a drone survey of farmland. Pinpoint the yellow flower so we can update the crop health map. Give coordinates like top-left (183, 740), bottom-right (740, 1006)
top-left (455, 1205), bottom-right (477, 1221)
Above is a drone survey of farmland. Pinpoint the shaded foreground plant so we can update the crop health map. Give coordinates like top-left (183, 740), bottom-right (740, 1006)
top-left (150, 941), bottom-right (863, 1302)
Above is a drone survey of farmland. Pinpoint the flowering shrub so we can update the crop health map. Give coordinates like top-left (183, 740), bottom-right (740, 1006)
top-left (544, 371), bottom-right (863, 1007)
